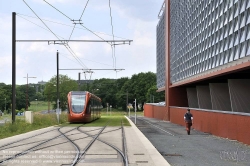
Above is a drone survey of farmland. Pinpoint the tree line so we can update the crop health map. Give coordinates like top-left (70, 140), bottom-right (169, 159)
top-left (0, 72), bottom-right (164, 113)
top-left (0, 83), bottom-right (44, 113)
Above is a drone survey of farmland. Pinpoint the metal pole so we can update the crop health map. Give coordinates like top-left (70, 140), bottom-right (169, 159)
top-left (78, 72), bottom-right (81, 91)
top-left (129, 108), bottom-right (130, 118)
top-left (135, 99), bottom-right (136, 124)
top-left (12, 12), bottom-right (16, 123)
top-left (126, 90), bottom-right (128, 115)
top-left (36, 102), bottom-right (37, 111)
top-left (57, 50), bottom-right (59, 123)
top-left (26, 73), bottom-right (28, 111)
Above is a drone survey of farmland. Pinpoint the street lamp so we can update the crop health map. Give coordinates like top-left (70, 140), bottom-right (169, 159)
top-left (35, 99), bottom-right (37, 112)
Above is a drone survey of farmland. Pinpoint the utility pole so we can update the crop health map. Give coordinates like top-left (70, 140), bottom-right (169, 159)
top-left (23, 73), bottom-right (36, 111)
top-left (12, 12), bottom-right (16, 123)
top-left (56, 50), bottom-right (60, 123)
top-left (78, 72), bottom-right (81, 91)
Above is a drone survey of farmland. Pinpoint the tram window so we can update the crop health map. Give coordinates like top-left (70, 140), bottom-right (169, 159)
top-left (71, 94), bottom-right (86, 113)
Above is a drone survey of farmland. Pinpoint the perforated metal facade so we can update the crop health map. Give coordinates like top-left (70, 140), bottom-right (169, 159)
top-left (170, 0), bottom-right (250, 83)
top-left (156, 11), bottom-right (166, 89)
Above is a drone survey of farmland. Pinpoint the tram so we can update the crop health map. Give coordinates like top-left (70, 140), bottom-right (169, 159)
top-left (67, 91), bottom-right (102, 123)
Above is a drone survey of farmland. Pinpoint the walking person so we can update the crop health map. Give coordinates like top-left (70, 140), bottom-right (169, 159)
top-left (184, 108), bottom-right (193, 135)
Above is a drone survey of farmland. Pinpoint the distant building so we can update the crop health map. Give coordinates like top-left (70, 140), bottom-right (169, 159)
top-left (37, 80), bottom-right (47, 85)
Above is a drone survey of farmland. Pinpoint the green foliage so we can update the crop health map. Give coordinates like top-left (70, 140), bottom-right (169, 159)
top-left (35, 92), bottom-right (44, 101)
top-left (44, 75), bottom-right (78, 111)
top-left (146, 85), bottom-right (165, 103)
top-left (0, 83), bottom-right (10, 113)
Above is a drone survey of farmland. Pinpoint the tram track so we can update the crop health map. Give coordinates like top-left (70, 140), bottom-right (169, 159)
top-left (0, 126), bottom-right (81, 165)
top-left (0, 127), bottom-right (122, 155)
top-left (0, 127), bottom-right (59, 151)
top-left (76, 119), bottom-right (128, 166)
top-left (0, 119), bottom-right (129, 166)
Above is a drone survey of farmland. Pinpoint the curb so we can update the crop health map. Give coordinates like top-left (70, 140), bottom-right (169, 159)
top-left (125, 116), bottom-right (171, 166)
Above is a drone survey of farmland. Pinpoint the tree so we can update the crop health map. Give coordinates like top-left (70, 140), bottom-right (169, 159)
top-left (146, 85), bottom-right (165, 103)
top-left (0, 84), bottom-right (12, 113)
top-left (44, 75), bottom-right (78, 111)
top-left (16, 88), bottom-right (27, 110)
top-left (124, 72), bottom-right (156, 110)
top-left (34, 92), bottom-right (44, 101)
top-left (88, 78), bottom-right (117, 108)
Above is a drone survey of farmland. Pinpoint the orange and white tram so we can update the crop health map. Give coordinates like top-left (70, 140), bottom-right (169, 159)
top-left (67, 91), bottom-right (102, 123)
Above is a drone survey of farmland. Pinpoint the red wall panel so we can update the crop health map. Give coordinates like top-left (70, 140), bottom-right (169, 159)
top-left (169, 107), bottom-right (250, 145)
top-left (144, 104), bottom-right (166, 120)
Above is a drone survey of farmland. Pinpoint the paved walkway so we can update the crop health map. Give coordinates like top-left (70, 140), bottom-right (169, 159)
top-left (128, 116), bottom-right (250, 166)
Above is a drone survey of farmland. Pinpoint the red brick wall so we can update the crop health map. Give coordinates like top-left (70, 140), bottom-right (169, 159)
top-left (170, 107), bottom-right (250, 145)
top-left (144, 104), bottom-right (167, 120)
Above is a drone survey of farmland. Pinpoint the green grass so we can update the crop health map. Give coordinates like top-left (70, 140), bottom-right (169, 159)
top-left (0, 113), bottom-right (68, 139)
top-left (0, 108), bottom-right (141, 139)
top-left (29, 101), bottom-right (55, 112)
top-left (62, 109), bottom-right (131, 127)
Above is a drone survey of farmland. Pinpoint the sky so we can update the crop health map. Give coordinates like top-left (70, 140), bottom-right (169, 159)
top-left (0, 0), bottom-right (163, 85)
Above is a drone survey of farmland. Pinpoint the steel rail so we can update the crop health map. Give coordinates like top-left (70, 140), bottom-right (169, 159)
top-left (0, 127), bottom-right (77, 164)
top-left (2, 127), bottom-right (122, 155)
top-left (0, 127), bottom-right (58, 150)
top-left (58, 127), bottom-right (81, 166)
top-left (73, 125), bottom-right (108, 165)
top-left (77, 124), bottom-right (128, 166)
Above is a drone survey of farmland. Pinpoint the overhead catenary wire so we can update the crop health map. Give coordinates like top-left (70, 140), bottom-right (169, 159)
top-left (42, 0), bottom-right (112, 46)
top-left (79, 0), bottom-right (90, 20)
top-left (17, 13), bottom-right (129, 40)
top-left (43, 0), bottom-right (72, 20)
top-left (65, 45), bottom-right (88, 69)
top-left (23, 0), bottom-right (88, 69)
top-left (60, 52), bottom-right (113, 67)
top-left (68, 0), bottom-right (89, 43)
top-left (17, 14), bottom-right (66, 40)
top-left (23, 0), bottom-right (63, 42)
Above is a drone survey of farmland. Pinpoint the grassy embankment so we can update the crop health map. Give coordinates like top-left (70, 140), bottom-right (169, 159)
top-left (0, 113), bottom-right (68, 139)
top-left (0, 106), bottom-right (143, 139)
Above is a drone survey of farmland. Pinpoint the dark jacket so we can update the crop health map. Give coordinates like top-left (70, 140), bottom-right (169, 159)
top-left (184, 112), bottom-right (193, 123)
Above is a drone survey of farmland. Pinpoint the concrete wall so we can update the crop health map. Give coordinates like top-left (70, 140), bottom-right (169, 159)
top-left (210, 83), bottom-right (232, 111)
top-left (197, 86), bottom-right (212, 109)
top-left (228, 79), bottom-right (250, 113)
top-left (169, 107), bottom-right (250, 145)
top-left (186, 88), bottom-right (199, 108)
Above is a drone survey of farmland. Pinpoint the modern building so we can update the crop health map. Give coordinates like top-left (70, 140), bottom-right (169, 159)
top-left (145, 0), bottom-right (250, 145)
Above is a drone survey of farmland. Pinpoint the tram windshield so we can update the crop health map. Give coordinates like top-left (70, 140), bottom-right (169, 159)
top-left (71, 94), bottom-right (86, 113)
